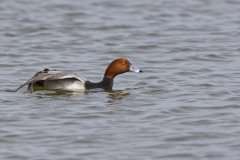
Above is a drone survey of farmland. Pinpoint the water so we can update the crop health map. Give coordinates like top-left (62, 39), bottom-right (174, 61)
top-left (1, 0), bottom-right (240, 159)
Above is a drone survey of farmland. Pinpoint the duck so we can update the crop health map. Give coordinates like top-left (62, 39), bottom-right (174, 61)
top-left (15, 58), bottom-right (143, 92)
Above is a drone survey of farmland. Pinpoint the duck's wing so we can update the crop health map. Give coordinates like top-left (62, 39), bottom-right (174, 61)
top-left (15, 69), bottom-right (85, 91)
top-left (45, 72), bottom-right (85, 81)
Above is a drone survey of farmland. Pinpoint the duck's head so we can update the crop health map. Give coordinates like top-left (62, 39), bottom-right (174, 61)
top-left (104, 58), bottom-right (143, 79)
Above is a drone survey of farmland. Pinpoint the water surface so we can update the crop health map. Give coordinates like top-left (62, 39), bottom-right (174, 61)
top-left (1, 0), bottom-right (240, 159)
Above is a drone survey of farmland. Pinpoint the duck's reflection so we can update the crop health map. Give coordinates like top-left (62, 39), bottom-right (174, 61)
top-left (107, 90), bottom-right (130, 104)
top-left (28, 88), bottom-right (130, 103)
top-left (32, 90), bottom-right (86, 98)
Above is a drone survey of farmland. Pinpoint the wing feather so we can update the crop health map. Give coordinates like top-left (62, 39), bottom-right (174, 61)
top-left (15, 69), bottom-right (85, 91)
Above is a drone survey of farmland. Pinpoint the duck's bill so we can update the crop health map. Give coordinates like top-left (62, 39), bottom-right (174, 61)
top-left (129, 65), bottom-right (143, 73)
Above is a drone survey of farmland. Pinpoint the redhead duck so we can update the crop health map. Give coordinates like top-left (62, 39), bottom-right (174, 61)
top-left (16, 58), bottom-right (142, 92)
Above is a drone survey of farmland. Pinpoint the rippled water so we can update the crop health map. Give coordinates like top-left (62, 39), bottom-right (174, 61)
top-left (1, 0), bottom-right (240, 159)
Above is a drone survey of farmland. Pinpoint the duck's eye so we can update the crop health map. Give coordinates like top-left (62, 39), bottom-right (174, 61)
top-left (122, 61), bottom-right (126, 65)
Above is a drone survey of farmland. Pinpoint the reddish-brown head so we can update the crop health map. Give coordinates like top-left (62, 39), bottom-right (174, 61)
top-left (104, 58), bottom-right (142, 79)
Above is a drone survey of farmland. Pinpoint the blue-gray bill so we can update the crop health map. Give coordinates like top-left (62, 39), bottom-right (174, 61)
top-left (129, 65), bottom-right (143, 73)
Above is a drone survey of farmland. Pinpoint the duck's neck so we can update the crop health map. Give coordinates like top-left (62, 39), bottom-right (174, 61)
top-left (85, 77), bottom-right (113, 90)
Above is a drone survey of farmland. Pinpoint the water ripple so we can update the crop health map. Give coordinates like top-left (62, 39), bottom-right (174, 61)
top-left (1, 0), bottom-right (240, 159)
